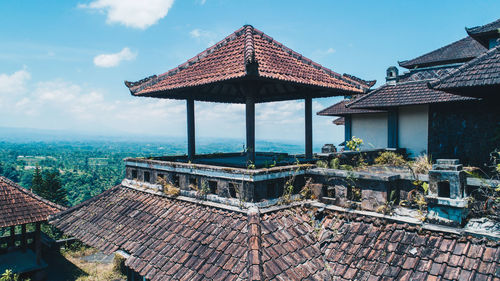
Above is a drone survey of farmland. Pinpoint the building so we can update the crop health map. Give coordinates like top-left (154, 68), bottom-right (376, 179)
top-left (0, 176), bottom-right (64, 280)
top-left (49, 24), bottom-right (500, 281)
top-left (122, 25), bottom-right (372, 202)
top-left (318, 19), bottom-right (500, 165)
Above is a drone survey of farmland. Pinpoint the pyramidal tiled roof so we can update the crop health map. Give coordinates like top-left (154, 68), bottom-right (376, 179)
top-left (398, 37), bottom-right (486, 69)
top-left (0, 176), bottom-right (64, 228)
top-left (49, 185), bottom-right (500, 281)
top-left (125, 25), bottom-right (370, 101)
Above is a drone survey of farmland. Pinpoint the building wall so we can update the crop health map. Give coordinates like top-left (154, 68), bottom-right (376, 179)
top-left (351, 113), bottom-right (388, 149)
top-left (398, 105), bottom-right (429, 158)
top-left (428, 100), bottom-right (500, 166)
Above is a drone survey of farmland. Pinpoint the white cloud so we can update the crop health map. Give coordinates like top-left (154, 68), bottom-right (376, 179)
top-left (0, 69), bottom-right (31, 95)
top-left (326, 48), bottom-right (336, 54)
top-left (93, 47), bottom-right (137, 68)
top-left (79, 0), bottom-right (174, 29)
top-left (0, 68), bottom-right (344, 145)
top-left (200, 0), bottom-right (207, 4)
top-left (189, 28), bottom-right (217, 46)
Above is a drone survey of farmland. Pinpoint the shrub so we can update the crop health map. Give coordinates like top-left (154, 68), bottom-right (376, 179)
top-left (315, 160), bottom-right (328, 168)
top-left (346, 136), bottom-right (363, 151)
top-left (411, 154), bottom-right (432, 174)
top-left (374, 151), bottom-right (407, 166)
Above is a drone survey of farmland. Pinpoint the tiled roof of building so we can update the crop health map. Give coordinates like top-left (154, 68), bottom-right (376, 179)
top-left (317, 99), bottom-right (385, 116)
top-left (333, 117), bottom-right (345, 125)
top-left (398, 37), bottom-right (486, 69)
top-left (466, 19), bottom-right (500, 36)
top-left (349, 80), bottom-right (475, 109)
top-left (49, 185), bottom-right (500, 281)
top-left (125, 25), bottom-right (369, 102)
top-left (0, 176), bottom-right (64, 228)
top-left (431, 45), bottom-right (500, 94)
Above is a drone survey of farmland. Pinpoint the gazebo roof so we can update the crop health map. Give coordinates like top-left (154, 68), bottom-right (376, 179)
top-left (0, 176), bottom-right (64, 228)
top-left (125, 25), bottom-right (371, 103)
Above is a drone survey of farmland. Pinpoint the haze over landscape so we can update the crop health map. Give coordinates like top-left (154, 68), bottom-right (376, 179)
top-left (1, 1), bottom-right (499, 149)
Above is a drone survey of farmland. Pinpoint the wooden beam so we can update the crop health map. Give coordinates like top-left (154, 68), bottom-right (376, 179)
top-left (305, 96), bottom-right (313, 158)
top-left (187, 98), bottom-right (195, 160)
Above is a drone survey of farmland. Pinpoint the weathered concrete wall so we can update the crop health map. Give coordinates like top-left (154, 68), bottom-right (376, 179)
top-left (352, 113), bottom-right (388, 149)
top-left (428, 101), bottom-right (500, 166)
top-left (398, 105), bottom-right (428, 158)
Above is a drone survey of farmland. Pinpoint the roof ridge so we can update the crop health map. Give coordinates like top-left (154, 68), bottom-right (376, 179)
top-left (244, 25), bottom-right (255, 64)
top-left (466, 18), bottom-right (500, 34)
top-left (430, 43), bottom-right (500, 89)
top-left (0, 175), bottom-right (65, 212)
top-left (247, 207), bottom-right (263, 281)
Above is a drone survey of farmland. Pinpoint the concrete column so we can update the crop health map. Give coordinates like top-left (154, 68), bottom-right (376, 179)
top-left (35, 222), bottom-right (41, 265)
top-left (9, 225), bottom-right (15, 248)
top-left (344, 115), bottom-right (352, 142)
top-left (305, 97), bottom-right (313, 159)
top-left (21, 224), bottom-right (26, 251)
top-left (246, 96), bottom-right (256, 164)
top-left (187, 98), bottom-right (195, 160)
top-left (388, 109), bottom-right (398, 148)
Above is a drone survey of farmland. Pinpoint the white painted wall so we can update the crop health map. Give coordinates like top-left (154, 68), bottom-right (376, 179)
top-left (351, 113), bottom-right (388, 149)
top-left (398, 105), bottom-right (428, 158)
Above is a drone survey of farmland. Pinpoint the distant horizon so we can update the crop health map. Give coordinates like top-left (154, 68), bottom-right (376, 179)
top-left (1, 1), bottom-right (498, 148)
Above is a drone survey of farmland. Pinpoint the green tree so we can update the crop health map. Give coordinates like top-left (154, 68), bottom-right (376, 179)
top-left (31, 165), bottom-right (43, 194)
top-left (41, 169), bottom-right (68, 206)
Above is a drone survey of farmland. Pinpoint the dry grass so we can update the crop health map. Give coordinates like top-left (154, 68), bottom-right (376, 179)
top-left (411, 154), bottom-right (432, 174)
top-left (61, 248), bottom-right (125, 281)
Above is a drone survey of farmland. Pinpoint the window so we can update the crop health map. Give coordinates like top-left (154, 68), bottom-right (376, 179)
top-left (266, 182), bottom-right (276, 198)
top-left (208, 181), bottom-right (217, 194)
top-left (131, 169), bottom-right (138, 179)
top-left (228, 183), bottom-right (237, 198)
top-left (144, 171), bottom-right (150, 183)
top-left (438, 181), bottom-right (450, 198)
top-left (189, 177), bottom-right (198, 189)
top-left (172, 175), bottom-right (179, 186)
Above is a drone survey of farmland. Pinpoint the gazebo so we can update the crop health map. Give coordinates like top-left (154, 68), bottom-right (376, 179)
top-left (126, 25), bottom-right (371, 164)
top-left (124, 25), bottom-right (372, 201)
top-left (0, 176), bottom-right (63, 279)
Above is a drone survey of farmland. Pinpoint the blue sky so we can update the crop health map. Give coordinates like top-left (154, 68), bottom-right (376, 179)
top-left (0, 0), bottom-right (499, 148)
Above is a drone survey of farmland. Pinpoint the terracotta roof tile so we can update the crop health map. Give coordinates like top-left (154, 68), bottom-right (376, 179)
top-left (0, 176), bottom-right (64, 228)
top-left (125, 25), bottom-right (369, 102)
top-left (317, 99), bottom-right (385, 116)
top-left (49, 185), bottom-right (500, 280)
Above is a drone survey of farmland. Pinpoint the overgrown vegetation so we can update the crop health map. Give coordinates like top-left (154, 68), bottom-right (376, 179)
top-left (0, 270), bottom-right (23, 281)
top-left (374, 151), bottom-right (406, 166)
top-left (466, 150), bottom-right (500, 221)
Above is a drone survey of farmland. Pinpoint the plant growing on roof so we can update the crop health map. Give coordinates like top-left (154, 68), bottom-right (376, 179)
top-left (374, 151), bottom-right (407, 166)
top-left (464, 149), bottom-right (500, 222)
top-left (156, 176), bottom-right (180, 197)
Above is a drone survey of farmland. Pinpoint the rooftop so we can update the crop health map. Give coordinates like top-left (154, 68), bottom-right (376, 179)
top-left (398, 37), bottom-right (486, 69)
top-left (0, 176), bottom-right (64, 228)
top-left (124, 25), bottom-right (370, 103)
top-left (431, 44), bottom-right (500, 97)
top-left (316, 99), bottom-right (385, 117)
top-left (49, 183), bottom-right (500, 281)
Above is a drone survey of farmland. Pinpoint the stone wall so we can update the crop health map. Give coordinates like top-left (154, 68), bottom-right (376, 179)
top-left (428, 100), bottom-right (500, 166)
